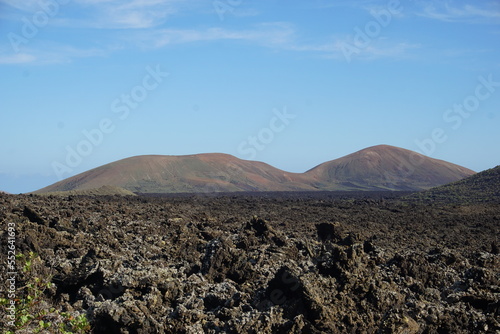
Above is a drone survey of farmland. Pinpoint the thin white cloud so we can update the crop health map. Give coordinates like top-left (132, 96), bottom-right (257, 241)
top-left (132, 22), bottom-right (296, 49)
top-left (360, 42), bottom-right (421, 60)
top-left (230, 8), bottom-right (260, 18)
top-left (0, 45), bottom-right (110, 65)
top-left (362, 4), bottom-right (405, 19)
top-left (325, 37), bottom-right (420, 62)
top-left (0, 0), bottom-right (41, 12)
top-left (417, 1), bottom-right (500, 23)
top-left (0, 0), bottom-right (189, 29)
top-left (314, 0), bottom-right (379, 10)
top-left (315, 0), bottom-right (500, 24)
top-left (129, 22), bottom-right (419, 63)
top-left (0, 53), bottom-right (36, 64)
top-left (71, 0), bottom-right (193, 29)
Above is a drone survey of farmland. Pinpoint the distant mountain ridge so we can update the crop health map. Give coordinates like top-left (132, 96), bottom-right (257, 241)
top-left (35, 145), bottom-right (476, 194)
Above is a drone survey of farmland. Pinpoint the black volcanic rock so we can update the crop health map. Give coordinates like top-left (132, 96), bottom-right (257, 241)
top-left (410, 165), bottom-right (500, 204)
top-left (1, 191), bottom-right (498, 333)
top-left (23, 205), bottom-right (47, 225)
top-left (316, 222), bottom-right (344, 242)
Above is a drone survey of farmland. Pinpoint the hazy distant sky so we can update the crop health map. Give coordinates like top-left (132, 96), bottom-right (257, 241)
top-left (1, 0), bottom-right (499, 193)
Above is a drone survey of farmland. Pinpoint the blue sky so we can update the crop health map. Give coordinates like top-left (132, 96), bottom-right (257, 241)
top-left (0, 0), bottom-right (499, 193)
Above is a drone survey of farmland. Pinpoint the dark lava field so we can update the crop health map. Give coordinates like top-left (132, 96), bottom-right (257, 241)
top-left (1, 191), bottom-right (499, 333)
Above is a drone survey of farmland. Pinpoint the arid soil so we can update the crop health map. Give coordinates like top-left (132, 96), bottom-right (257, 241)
top-left (1, 192), bottom-right (499, 333)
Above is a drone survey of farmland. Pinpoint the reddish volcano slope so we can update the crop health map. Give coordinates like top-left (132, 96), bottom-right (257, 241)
top-left (35, 145), bottom-right (476, 194)
top-left (35, 153), bottom-right (314, 194)
top-left (304, 145), bottom-right (475, 191)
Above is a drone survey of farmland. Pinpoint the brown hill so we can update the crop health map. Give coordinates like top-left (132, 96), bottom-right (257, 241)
top-left (35, 145), bottom-right (475, 194)
top-left (304, 145), bottom-right (475, 191)
top-left (35, 153), bottom-right (314, 194)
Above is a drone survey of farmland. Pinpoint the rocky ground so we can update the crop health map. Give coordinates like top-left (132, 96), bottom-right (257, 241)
top-left (0, 192), bottom-right (499, 333)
